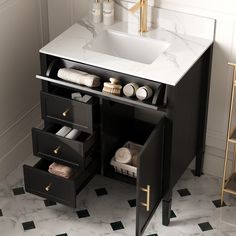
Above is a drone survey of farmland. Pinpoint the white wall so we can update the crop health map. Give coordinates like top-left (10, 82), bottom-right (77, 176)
top-left (48, 0), bottom-right (89, 39)
top-left (0, 0), bottom-right (49, 180)
top-left (47, 0), bottom-right (236, 177)
top-left (152, 0), bottom-right (236, 177)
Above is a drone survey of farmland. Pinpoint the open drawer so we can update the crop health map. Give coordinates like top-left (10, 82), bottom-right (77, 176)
top-left (32, 123), bottom-right (96, 168)
top-left (24, 158), bottom-right (99, 208)
top-left (41, 90), bottom-right (99, 134)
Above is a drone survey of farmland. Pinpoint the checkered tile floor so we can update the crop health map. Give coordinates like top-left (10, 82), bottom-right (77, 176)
top-left (0, 155), bottom-right (236, 236)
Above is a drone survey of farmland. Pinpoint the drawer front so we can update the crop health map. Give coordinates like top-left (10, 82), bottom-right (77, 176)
top-left (41, 91), bottom-right (98, 133)
top-left (24, 160), bottom-right (76, 207)
top-left (32, 126), bottom-right (96, 168)
top-left (24, 158), bottom-right (99, 208)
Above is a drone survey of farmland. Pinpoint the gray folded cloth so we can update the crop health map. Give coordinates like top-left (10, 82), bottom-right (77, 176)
top-left (58, 68), bottom-right (101, 87)
top-left (48, 162), bottom-right (73, 179)
top-left (71, 92), bottom-right (92, 103)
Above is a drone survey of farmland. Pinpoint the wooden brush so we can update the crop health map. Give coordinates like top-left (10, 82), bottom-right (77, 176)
top-left (102, 78), bottom-right (122, 95)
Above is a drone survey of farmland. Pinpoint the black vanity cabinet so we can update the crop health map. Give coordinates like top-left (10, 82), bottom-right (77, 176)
top-left (23, 43), bottom-right (213, 236)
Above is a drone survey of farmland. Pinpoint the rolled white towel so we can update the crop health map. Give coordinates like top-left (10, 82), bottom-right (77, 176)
top-left (56, 126), bottom-right (72, 137)
top-left (65, 129), bottom-right (81, 140)
top-left (57, 68), bottom-right (101, 88)
top-left (115, 147), bottom-right (132, 164)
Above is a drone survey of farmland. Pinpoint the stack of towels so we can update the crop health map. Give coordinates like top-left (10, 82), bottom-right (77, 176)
top-left (48, 126), bottom-right (81, 179)
top-left (48, 162), bottom-right (73, 179)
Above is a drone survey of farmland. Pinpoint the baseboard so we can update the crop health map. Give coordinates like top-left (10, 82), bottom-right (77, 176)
top-left (189, 145), bottom-right (233, 178)
top-left (0, 132), bottom-right (33, 180)
top-left (0, 104), bottom-right (42, 181)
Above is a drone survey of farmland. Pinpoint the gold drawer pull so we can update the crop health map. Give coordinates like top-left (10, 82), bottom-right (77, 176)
top-left (140, 185), bottom-right (150, 211)
top-left (62, 108), bottom-right (71, 117)
top-left (53, 146), bottom-right (60, 155)
top-left (45, 183), bottom-right (52, 192)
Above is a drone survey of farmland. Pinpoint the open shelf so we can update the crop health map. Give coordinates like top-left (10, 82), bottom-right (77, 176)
top-left (224, 173), bottom-right (236, 194)
top-left (37, 58), bottom-right (167, 111)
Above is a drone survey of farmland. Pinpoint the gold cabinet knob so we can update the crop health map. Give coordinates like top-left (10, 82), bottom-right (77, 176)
top-left (53, 146), bottom-right (60, 155)
top-left (45, 183), bottom-right (52, 192)
top-left (140, 185), bottom-right (150, 211)
top-left (62, 108), bottom-right (71, 117)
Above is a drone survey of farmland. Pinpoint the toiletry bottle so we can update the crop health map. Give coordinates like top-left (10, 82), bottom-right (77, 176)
top-left (136, 86), bottom-right (153, 101)
top-left (103, 0), bottom-right (114, 26)
top-left (92, 0), bottom-right (102, 24)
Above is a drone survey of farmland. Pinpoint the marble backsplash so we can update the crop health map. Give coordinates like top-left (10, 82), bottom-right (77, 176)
top-left (113, 0), bottom-right (215, 40)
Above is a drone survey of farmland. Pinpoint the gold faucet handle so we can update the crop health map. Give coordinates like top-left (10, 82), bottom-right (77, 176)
top-left (129, 1), bottom-right (143, 14)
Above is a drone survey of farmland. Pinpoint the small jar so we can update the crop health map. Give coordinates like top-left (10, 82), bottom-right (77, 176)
top-left (92, 0), bottom-right (102, 24)
top-left (103, 0), bottom-right (114, 26)
top-left (136, 86), bottom-right (153, 101)
top-left (123, 83), bottom-right (139, 97)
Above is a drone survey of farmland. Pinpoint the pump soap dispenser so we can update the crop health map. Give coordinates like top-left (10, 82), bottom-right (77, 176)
top-left (92, 0), bottom-right (102, 24)
top-left (103, 0), bottom-right (114, 26)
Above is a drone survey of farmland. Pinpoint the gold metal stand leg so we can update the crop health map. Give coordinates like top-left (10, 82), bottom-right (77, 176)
top-left (232, 144), bottom-right (236, 174)
top-left (221, 142), bottom-right (230, 206)
top-left (221, 63), bottom-right (236, 206)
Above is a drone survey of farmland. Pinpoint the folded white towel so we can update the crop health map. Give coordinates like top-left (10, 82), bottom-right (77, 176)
top-left (58, 68), bottom-right (101, 88)
top-left (56, 126), bottom-right (72, 137)
top-left (65, 129), bottom-right (81, 140)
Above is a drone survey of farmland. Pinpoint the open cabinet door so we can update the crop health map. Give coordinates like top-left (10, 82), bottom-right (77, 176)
top-left (136, 118), bottom-right (164, 236)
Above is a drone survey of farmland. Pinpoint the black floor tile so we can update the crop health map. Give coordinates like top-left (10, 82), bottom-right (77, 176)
top-left (44, 199), bottom-right (57, 207)
top-left (12, 187), bottom-right (25, 196)
top-left (77, 209), bottom-right (90, 218)
top-left (128, 199), bottom-right (136, 208)
top-left (212, 199), bottom-right (226, 208)
top-left (95, 187), bottom-right (108, 196)
top-left (22, 221), bottom-right (35, 231)
top-left (110, 221), bottom-right (124, 231)
top-left (177, 188), bottom-right (191, 197)
top-left (56, 234), bottom-right (68, 236)
top-left (198, 222), bottom-right (213, 232)
top-left (0, 209), bottom-right (2, 217)
top-left (170, 210), bottom-right (176, 218)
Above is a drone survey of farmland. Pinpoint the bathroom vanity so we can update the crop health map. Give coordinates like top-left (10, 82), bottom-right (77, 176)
top-left (23, 19), bottom-right (214, 236)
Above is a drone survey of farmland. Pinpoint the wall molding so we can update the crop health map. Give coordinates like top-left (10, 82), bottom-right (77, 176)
top-left (0, 104), bottom-right (42, 180)
top-left (0, 0), bottom-right (15, 9)
top-left (0, 104), bottom-right (41, 158)
top-left (189, 144), bottom-right (234, 178)
top-left (0, 0), bottom-right (48, 180)
top-left (38, 0), bottom-right (49, 46)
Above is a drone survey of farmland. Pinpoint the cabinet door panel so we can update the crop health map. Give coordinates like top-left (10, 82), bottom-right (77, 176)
top-left (136, 119), bottom-right (164, 235)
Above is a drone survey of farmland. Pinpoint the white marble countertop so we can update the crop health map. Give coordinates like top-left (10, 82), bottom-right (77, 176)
top-left (40, 20), bottom-right (213, 86)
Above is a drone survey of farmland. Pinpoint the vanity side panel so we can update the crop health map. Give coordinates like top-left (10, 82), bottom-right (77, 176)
top-left (167, 45), bottom-right (213, 189)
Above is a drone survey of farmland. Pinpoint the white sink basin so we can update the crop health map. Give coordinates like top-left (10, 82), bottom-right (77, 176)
top-left (84, 30), bottom-right (170, 64)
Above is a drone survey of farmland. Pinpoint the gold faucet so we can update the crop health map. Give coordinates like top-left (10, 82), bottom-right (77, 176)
top-left (129, 0), bottom-right (148, 33)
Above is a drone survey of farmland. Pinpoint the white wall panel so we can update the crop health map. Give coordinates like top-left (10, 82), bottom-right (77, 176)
top-left (48, 0), bottom-right (89, 39)
top-left (0, 0), bottom-right (48, 180)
